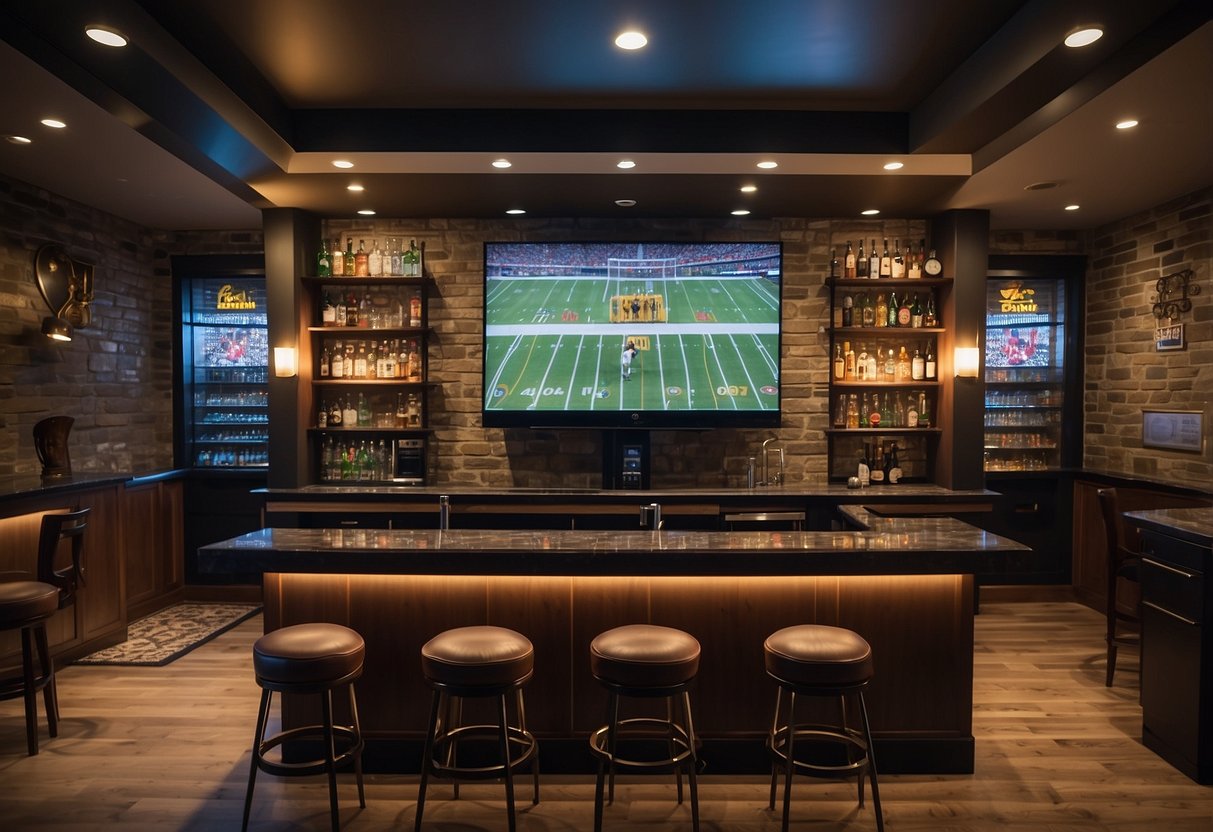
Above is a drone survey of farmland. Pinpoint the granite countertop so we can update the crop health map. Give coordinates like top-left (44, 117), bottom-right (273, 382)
top-left (0, 473), bottom-right (133, 502)
top-left (199, 512), bottom-right (1028, 578)
top-left (263, 483), bottom-right (999, 500)
top-left (1125, 507), bottom-right (1213, 547)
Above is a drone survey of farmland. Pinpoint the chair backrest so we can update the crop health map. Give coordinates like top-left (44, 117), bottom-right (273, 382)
top-left (1096, 488), bottom-right (1140, 574)
top-left (37, 507), bottom-right (90, 609)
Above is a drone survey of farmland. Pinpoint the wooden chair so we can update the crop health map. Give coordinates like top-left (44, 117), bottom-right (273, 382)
top-left (1096, 489), bottom-right (1140, 686)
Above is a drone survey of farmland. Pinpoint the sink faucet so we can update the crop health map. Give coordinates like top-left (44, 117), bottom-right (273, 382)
top-left (761, 438), bottom-right (785, 486)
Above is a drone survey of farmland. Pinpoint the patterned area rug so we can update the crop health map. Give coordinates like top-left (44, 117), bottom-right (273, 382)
top-left (75, 602), bottom-right (261, 666)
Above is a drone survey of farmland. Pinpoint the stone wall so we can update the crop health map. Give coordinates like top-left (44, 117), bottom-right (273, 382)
top-left (0, 172), bottom-right (261, 476)
top-left (1083, 187), bottom-right (1212, 486)
top-left (323, 218), bottom-right (926, 488)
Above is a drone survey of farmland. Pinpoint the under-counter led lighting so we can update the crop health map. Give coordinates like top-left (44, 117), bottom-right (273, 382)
top-left (332, 160), bottom-right (354, 169)
top-left (346, 184), bottom-right (364, 192)
top-left (492, 158), bottom-right (512, 169)
top-left (5, 135), bottom-right (32, 145)
top-left (731, 209), bottom-right (751, 216)
top-left (615, 31), bottom-right (647, 50)
top-left (85, 26), bottom-right (128, 48)
top-left (617, 160), bottom-right (636, 169)
top-left (506, 208), bottom-right (526, 215)
top-left (1115, 119), bottom-right (1139, 130)
top-left (756, 160), bottom-right (778, 169)
top-left (1064, 204), bottom-right (1080, 211)
top-left (40, 119), bottom-right (67, 129)
top-left (883, 161), bottom-right (904, 170)
top-left (1064, 28), bottom-right (1103, 48)
top-left (357, 209), bottom-right (376, 216)
top-left (740, 185), bottom-right (757, 193)
top-left (861, 208), bottom-right (880, 216)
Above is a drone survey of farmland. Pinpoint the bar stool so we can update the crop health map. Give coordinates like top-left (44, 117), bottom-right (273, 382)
top-left (415, 625), bottom-right (539, 832)
top-left (0, 507), bottom-right (89, 756)
top-left (764, 624), bottom-right (884, 832)
top-left (589, 624), bottom-right (701, 832)
top-left (242, 623), bottom-right (366, 832)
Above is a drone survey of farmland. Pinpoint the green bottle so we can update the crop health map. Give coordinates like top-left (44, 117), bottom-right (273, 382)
top-left (316, 239), bottom-right (331, 276)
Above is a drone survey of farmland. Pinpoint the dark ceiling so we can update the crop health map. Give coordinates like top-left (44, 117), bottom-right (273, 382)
top-left (0, 0), bottom-right (1209, 230)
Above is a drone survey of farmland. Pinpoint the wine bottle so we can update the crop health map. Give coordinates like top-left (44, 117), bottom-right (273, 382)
top-left (911, 348), bottom-right (925, 380)
top-left (925, 347), bottom-right (937, 380)
top-left (918, 392), bottom-right (931, 428)
top-left (321, 291), bottom-right (336, 325)
top-left (887, 443), bottom-right (902, 484)
top-left (343, 238), bottom-right (355, 276)
top-left (319, 342), bottom-right (331, 378)
top-left (923, 292), bottom-right (938, 328)
top-left (833, 343), bottom-right (845, 380)
top-left (856, 240), bottom-right (868, 278)
top-left (841, 292), bottom-right (853, 327)
top-left (868, 239), bottom-right (880, 280)
top-left (857, 444), bottom-right (871, 487)
top-left (844, 240), bottom-right (856, 279)
top-left (329, 341), bottom-right (344, 378)
top-left (317, 239), bottom-right (331, 276)
top-left (830, 247), bottom-right (839, 279)
top-left (354, 239), bottom-right (369, 277)
top-left (834, 393), bottom-right (847, 428)
top-left (910, 293), bottom-right (923, 328)
top-left (891, 240), bottom-right (905, 278)
top-left (897, 293), bottom-right (912, 327)
top-left (879, 238), bottom-right (892, 278)
top-left (860, 392), bottom-right (870, 427)
top-left (869, 441), bottom-right (885, 483)
top-left (887, 290), bottom-right (899, 327)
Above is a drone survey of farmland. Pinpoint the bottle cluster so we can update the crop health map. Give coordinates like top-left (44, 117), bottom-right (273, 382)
top-left (201, 410), bottom-right (269, 424)
top-left (854, 441), bottom-right (904, 486)
top-left (318, 392), bottom-right (422, 430)
top-left (321, 288), bottom-right (422, 329)
top-left (320, 437), bottom-right (394, 482)
top-left (833, 341), bottom-right (937, 383)
top-left (197, 428), bottom-right (268, 442)
top-left (832, 238), bottom-right (941, 280)
top-left (195, 390), bottom-right (267, 407)
top-left (835, 390), bottom-right (933, 430)
top-left (319, 338), bottom-right (422, 381)
top-left (317, 238), bottom-right (421, 278)
top-left (195, 447), bottom-right (268, 467)
top-left (834, 288), bottom-right (937, 329)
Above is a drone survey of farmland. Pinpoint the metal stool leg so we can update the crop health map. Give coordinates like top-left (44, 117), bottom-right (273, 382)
top-left (241, 688), bottom-right (272, 832)
top-left (780, 690), bottom-right (797, 832)
top-left (768, 686), bottom-right (784, 810)
top-left (593, 691), bottom-right (616, 832)
top-left (321, 689), bottom-right (341, 832)
top-left (348, 684), bottom-right (366, 808)
top-left (668, 695), bottom-right (684, 803)
top-left (35, 623), bottom-right (57, 736)
top-left (682, 690), bottom-right (701, 832)
top-left (415, 690), bottom-right (442, 832)
top-left (20, 627), bottom-right (39, 756)
top-left (517, 688), bottom-right (539, 804)
top-left (857, 691), bottom-right (884, 832)
top-left (498, 693), bottom-right (517, 832)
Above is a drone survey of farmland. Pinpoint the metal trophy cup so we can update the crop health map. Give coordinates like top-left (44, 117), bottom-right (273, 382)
top-left (33, 415), bottom-right (74, 477)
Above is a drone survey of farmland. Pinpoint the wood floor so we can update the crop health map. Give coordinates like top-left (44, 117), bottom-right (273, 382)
top-left (1, 601), bottom-right (1210, 830)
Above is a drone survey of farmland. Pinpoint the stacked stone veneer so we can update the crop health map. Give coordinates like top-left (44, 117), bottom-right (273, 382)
top-left (0, 172), bottom-right (261, 476)
top-left (1083, 187), bottom-right (1212, 487)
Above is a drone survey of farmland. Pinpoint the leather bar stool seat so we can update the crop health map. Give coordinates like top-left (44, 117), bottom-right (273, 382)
top-left (415, 626), bottom-right (539, 832)
top-left (242, 623), bottom-right (367, 832)
top-left (0, 582), bottom-right (61, 756)
top-left (764, 624), bottom-right (884, 832)
top-left (589, 624), bottom-right (702, 832)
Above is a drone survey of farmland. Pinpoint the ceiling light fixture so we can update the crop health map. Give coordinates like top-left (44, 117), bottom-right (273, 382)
top-left (740, 185), bottom-right (757, 193)
top-left (332, 159), bottom-right (354, 169)
top-left (492, 158), bottom-right (512, 169)
top-left (1064, 27), bottom-right (1103, 48)
top-left (506, 208), bottom-right (526, 215)
top-left (861, 209), bottom-right (880, 216)
top-left (617, 160), bottom-right (636, 169)
top-left (85, 25), bottom-right (128, 48)
top-left (731, 209), bottom-right (751, 216)
top-left (883, 161), bottom-right (904, 171)
top-left (357, 209), bottom-right (376, 216)
top-left (5, 135), bottom-right (32, 145)
top-left (1064, 204), bottom-right (1081, 211)
top-left (756, 160), bottom-right (778, 170)
top-left (1115, 119), bottom-right (1139, 130)
top-left (615, 199), bottom-right (637, 207)
top-left (40, 119), bottom-right (67, 129)
top-left (615, 31), bottom-right (647, 50)
top-left (347, 184), bottom-right (364, 192)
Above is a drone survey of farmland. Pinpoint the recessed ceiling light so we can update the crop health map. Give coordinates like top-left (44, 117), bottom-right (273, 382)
top-left (85, 25), bottom-right (128, 48)
top-left (506, 208), bottom-right (526, 215)
top-left (617, 160), bottom-right (636, 169)
top-left (40, 118), bottom-right (66, 129)
top-left (346, 184), bottom-right (365, 192)
top-left (756, 160), bottom-right (778, 170)
top-left (1064, 27), bottom-right (1103, 48)
top-left (332, 159), bottom-right (354, 169)
top-left (1064, 204), bottom-right (1081, 211)
top-left (615, 199), bottom-right (637, 207)
top-left (615, 31), bottom-right (647, 50)
top-left (1024, 181), bottom-right (1059, 191)
top-left (6, 135), bottom-right (32, 144)
top-left (883, 161), bottom-right (904, 171)
top-left (1115, 119), bottom-right (1139, 130)
top-left (357, 209), bottom-right (376, 216)
top-left (492, 158), bottom-right (512, 169)
top-left (740, 185), bottom-right (757, 193)
top-left (731, 209), bottom-right (751, 216)
top-left (861, 209), bottom-right (880, 216)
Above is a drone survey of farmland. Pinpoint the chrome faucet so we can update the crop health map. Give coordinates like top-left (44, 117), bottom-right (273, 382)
top-left (761, 438), bottom-right (785, 486)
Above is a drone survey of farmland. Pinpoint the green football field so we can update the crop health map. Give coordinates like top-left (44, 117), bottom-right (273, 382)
top-left (484, 275), bottom-right (780, 412)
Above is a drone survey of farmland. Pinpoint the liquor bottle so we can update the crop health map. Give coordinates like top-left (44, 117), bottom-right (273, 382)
top-left (365, 341), bottom-right (378, 379)
top-left (342, 343), bottom-right (354, 378)
top-left (390, 238), bottom-right (402, 276)
top-left (405, 239), bottom-right (420, 276)
top-left (880, 392), bottom-right (891, 426)
top-left (887, 443), bottom-right (902, 484)
top-left (875, 293), bottom-right (888, 328)
top-left (319, 342), bottom-right (331, 378)
top-left (923, 292), bottom-right (938, 328)
top-left (860, 292), bottom-right (874, 327)
top-left (357, 292), bottom-right (371, 328)
top-left (888, 290), bottom-right (899, 327)
top-left (911, 348), bottom-right (925, 380)
top-left (343, 238), bottom-right (355, 276)
top-left (329, 341), bottom-right (344, 378)
top-left (345, 293), bottom-right (359, 327)
top-left (897, 346), bottom-right (911, 381)
top-left (857, 445), bottom-right (871, 487)
top-left (918, 392), bottom-right (931, 428)
top-left (868, 239), bottom-right (880, 280)
top-left (844, 340), bottom-right (855, 380)
top-left (357, 392), bottom-right (371, 427)
top-left (844, 241), bottom-right (856, 279)
top-left (331, 238), bottom-right (345, 276)
top-left (865, 346), bottom-right (878, 381)
top-left (317, 400), bottom-right (328, 428)
top-left (395, 392), bottom-right (408, 428)
top-left (406, 340), bottom-right (422, 381)
top-left (860, 392), bottom-right (870, 427)
top-left (342, 396), bottom-right (358, 428)
top-left (830, 247), bottom-right (839, 279)
top-left (357, 441), bottom-right (372, 480)
top-left (846, 394), bottom-right (859, 429)
top-left (907, 241), bottom-right (923, 279)
top-left (869, 441), bottom-right (885, 483)
top-left (925, 346), bottom-right (937, 380)
top-left (334, 294), bottom-right (347, 327)
top-left (879, 238), bottom-right (892, 278)
top-left (856, 240), bottom-right (868, 278)
top-left (868, 394), bottom-right (882, 428)
top-left (883, 348), bottom-right (896, 381)
top-left (409, 294), bottom-right (422, 328)
top-left (833, 343), bottom-right (845, 380)
top-left (856, 343), bottom-right (869, 381)
top-left (833, 295), bottom-right (844, 329)
top-left (833, 393), bottom-right (846, 428)
top-left (910, 293), bottom-right (923, 328)
top-left (893, 392), bottom-right (906, 427)
top-left (381, 340), bottom-right (396, 378)
top-left (354, 342), bottom-right (368, 378)
top-left (407, 393), bottom-right (421, 427)
top-left (368, 240), bottom-right (383, 277)
top-left (907, 395), bottom-right (920, 427)
top-left (354, 239), bottom-right (369, 277)
top-left (339, 444), bottom-right (353, 480)
top-left (897, 293), bottom-right (912, 327)
top-left (317, 239), bottom-right (331, 276)
top-left (891, 240), bottom-right (905, 278)
top-left (328, 397), bottom-right (343, 428)
top-left (321, 291), bottom-right (336, 325)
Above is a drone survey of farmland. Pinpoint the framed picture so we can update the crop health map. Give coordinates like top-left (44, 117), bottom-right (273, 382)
top-left (1141, 409), bottom-right (1205, 453)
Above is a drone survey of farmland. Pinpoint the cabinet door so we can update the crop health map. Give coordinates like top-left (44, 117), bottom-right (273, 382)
top-left (1142, 601), bottom-right (1203, 769)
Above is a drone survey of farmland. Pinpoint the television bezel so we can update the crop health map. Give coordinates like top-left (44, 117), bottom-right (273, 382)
top-left (480, 240), bottom-right (783, 430)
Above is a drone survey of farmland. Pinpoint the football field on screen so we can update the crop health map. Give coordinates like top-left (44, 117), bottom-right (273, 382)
top-left (484, 275), bottom-right (780, 412)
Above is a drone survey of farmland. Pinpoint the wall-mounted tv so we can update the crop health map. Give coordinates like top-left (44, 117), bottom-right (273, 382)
top-left (482, 242), bottom-right (782, 429)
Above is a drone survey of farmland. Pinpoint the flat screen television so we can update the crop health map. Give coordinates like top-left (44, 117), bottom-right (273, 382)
top-left (482, 241), bottom-right (782, 429)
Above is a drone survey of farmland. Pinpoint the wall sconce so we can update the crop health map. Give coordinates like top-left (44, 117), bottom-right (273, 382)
top-left (954, 345), bottom-right (981, 378)
top-left (273, 346), bottom-right (298, 378)
top-left (35, 243), bottom-right (94, 342)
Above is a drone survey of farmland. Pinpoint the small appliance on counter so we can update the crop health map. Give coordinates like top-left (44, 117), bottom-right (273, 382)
top-left (393, 438), bottom-right (427, 485)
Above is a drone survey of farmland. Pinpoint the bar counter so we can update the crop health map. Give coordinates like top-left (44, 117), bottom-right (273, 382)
top-left (202, 506), bottom-right (1025, 775)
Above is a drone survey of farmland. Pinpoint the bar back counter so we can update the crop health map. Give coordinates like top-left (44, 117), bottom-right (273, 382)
top-left (203, 490), bottom-right (1028, 775)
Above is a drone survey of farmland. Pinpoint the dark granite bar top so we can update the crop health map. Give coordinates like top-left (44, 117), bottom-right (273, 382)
top-left (0, 473), bottom-right (132, 503)
top-left (264, 483), bottom-right (996, 499)
top-left (1125, 507), bottom-right (1213, 548)
top-left (199, 511), bottom-right (1028, 578)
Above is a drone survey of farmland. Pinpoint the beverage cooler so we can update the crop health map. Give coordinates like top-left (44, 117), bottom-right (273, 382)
top-left (173, 256), bottom-right (269, 470)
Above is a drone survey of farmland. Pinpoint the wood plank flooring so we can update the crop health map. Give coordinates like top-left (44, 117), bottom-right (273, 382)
top-left (1, 601), bottom-right (1210, 830)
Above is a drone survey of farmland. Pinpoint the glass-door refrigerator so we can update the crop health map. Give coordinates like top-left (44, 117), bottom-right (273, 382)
top-left (173, 256), bottom-right (269, 470)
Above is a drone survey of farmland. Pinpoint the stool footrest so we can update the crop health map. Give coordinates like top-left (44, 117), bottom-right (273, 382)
top-left (590, 717), bottom-right (697, 770)
top-left (427, 723), bottom-right (538, 781)
top-left (768, 724), bottom-right (870, 778)
top-left (255, 724), bottom-right (365, 779)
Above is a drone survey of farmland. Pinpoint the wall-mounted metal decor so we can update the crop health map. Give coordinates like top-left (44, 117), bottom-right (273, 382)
top-left (34, 243), bottom-right (95, 341)
top-left (1152, 268), bottom-right (1198, 320)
